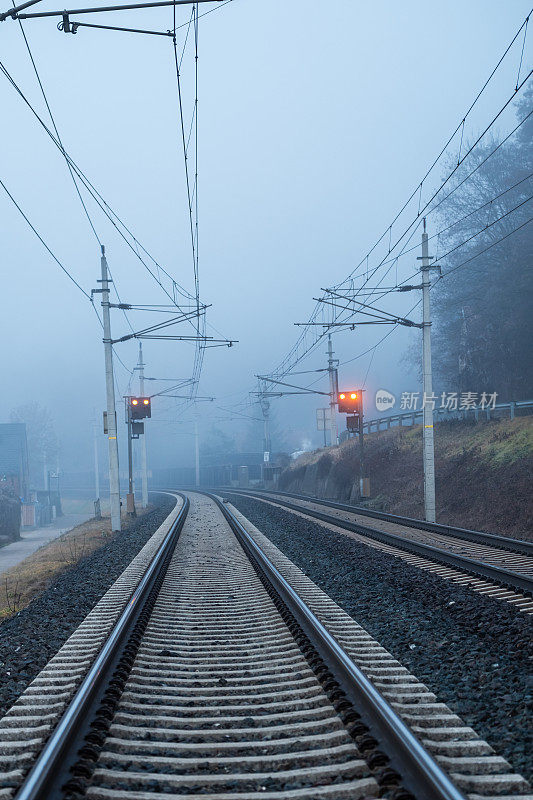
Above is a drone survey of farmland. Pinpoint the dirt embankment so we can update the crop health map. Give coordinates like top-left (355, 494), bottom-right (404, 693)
top-left (279, 417), bottom-right (533, 539)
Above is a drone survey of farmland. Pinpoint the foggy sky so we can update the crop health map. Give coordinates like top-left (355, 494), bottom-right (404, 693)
top-left (1, 0), bottom-right (530, 476)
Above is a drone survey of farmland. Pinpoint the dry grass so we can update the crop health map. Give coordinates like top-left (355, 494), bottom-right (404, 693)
top-left (281, 416), bottom-right (533, 537)
top-left (0, 507), bottom-right (153, 620)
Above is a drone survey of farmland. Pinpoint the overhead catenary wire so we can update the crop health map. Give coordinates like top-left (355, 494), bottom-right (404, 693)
top-left (260, 98), bottom-right (532, 385)
top-left (0, 50), bottom-right (220, 394)
top-left (0, 175), bottom-right (136, 392)
top-left (258, 11), bottom-right (533, 386)
top-left (439, 214), bottom-right (533, 281)
top-left (1, 0), bottom-right (236, 421)
top-left (336, 213), bottom-right (533, 372)
top-left (0, 56), bottom-right (199, 312)
top-left (11, 4), bottom-right (101, 245)
top-left (339, 13), bottom-right (533, 288)
top-left (361, 171), bottom-right (533, 272)
top-left (171, 2), bottom-right (206, 401)
top-left (0, 176), bottom-right (92, 299)
top-left (12, 0), bottom-right (146, 341)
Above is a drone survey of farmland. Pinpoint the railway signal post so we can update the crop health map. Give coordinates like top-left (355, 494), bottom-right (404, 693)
top-left (338, 390), bottom-right (369, 498)
top-left (126, 400), bottom-right (136, 518)
top-left (137, 343), bottom-right (149, 508)
top-left (125, 397), bottom-right (151, 517)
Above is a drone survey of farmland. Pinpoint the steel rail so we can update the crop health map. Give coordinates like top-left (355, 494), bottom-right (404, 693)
top-left (205, 491), bottom-right (468, 800)
top-left (14, 492), bottom-right (190, 800)
top-left (227, 490), bottom-right (533, 595)
top-left (232, 487), bottom-right (533, 557)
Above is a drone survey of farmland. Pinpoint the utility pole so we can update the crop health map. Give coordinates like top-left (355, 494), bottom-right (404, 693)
top-left (194, 413), bottom-right (200, 488)
top-left (327, 335), bottom-right (338, 447)
top-left (42, 452), bottom-right (48, 493)
top-left (137, 343), bottom-right (149, 508)
top-left (419, 220), bottom-right (437, 522)
top-left (260, 396), bottom-right (271, 485)
top-left (100, 245), bottom-right (121, 532)
top-left (93, 419), bottom-right (101, 519)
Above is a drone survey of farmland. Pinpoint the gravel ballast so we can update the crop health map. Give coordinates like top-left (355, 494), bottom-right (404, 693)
top-left (225, 492), bottom-right (533, 782)
top-left (0, 493), bottom-right (175, 717)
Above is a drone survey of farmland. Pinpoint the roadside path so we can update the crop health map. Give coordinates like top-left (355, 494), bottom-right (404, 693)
top-left (0, 513), bottom-right (93, 577)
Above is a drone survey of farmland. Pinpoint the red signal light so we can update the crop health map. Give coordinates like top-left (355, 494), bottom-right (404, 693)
top-left (129, 397), bottom-right (151, 420)
top-left (337, 390), bottom-right (362, 414)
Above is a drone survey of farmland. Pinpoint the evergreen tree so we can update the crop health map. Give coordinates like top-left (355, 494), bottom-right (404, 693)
top-left (430, 85), bottom-right (532, 400)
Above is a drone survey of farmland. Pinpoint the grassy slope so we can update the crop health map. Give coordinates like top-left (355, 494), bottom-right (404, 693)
top-left (280, 417), bottom-right (533, 539)
top-left (0, 506), bottom-right (153, 619)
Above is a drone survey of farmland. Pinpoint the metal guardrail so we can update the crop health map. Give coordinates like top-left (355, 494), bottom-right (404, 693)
top-left (362, 399), bottom-right (533, 434)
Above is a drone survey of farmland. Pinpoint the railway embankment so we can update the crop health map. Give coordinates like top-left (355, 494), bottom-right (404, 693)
top-left (280, 417), bottom-right (533, 539)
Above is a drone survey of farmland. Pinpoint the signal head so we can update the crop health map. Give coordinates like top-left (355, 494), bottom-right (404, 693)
top-left (129, 396), bottom-right (151, 420)
top-left (337, 389), bottom-right (363, 414)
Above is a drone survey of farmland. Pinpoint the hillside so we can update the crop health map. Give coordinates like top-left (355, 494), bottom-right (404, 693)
top-left (279, 417), bottom-right (533, 539)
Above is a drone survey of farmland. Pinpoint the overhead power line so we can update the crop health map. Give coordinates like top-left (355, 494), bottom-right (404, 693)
top-left (12, 4), bottom-right (102, 245)
top-left (0, 174), bottom-right (136, 385)
top-left (0, 176), bottom-right (92, 299)
top-left (259, 10), bottom-right (532, 384)
top-left (0, 56), bottom-right (199, 311)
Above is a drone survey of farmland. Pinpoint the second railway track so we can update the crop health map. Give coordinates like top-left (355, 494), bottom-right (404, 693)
top-left (226, 489), bottom-right (533, 604)
top-left (0, 492), bottom-right (530, 800)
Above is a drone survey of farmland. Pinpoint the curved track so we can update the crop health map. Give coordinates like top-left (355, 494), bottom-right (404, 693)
top-left (226, 489), bottom-right (533, 601)
top-left (0, 492), bottom-right (530, 800)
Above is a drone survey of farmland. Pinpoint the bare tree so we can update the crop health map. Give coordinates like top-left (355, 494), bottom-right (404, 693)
top-left (10, 403), bottom-right (59, 487)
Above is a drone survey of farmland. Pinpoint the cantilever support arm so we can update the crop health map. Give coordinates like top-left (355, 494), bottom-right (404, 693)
top-left (1, 0), bottom-right (221, 23)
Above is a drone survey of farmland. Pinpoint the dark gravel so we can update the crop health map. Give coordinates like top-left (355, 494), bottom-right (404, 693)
top-left (225, 493), bottom-right (533, 782)
top-left (0, 494), bottom-right (175, 718)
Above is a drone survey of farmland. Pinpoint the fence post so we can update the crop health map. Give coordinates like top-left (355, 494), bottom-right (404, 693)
top-left (510, 401), bottom-right (515, 420)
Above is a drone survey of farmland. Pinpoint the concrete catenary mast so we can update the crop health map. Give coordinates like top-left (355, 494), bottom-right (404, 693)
top-left (100, 246), bottom-right (121, 532)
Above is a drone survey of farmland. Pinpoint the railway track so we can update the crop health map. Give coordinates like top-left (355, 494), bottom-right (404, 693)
top-left (0, 492), bottom-right (530, 800)
top-left (226, 489), bottom-right (533, 607)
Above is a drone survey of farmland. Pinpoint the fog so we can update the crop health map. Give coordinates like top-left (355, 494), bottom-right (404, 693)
top-left (1, 0), bottom-right (529, 480)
